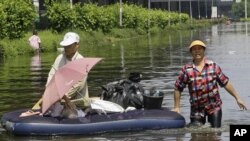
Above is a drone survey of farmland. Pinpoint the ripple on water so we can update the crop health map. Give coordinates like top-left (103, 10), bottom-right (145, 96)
top-left (149, 123), bottom-right (229, 135)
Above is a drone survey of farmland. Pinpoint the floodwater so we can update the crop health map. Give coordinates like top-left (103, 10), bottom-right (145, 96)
top-left (0, 22), bottom-right (250, 141)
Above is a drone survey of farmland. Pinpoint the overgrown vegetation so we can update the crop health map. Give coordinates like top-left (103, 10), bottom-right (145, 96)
top-left (0, 0), bottom-right (36, 39)
top-left (0, 1), bottom-right (212, 59)
top-left (231, 1), bottom-right (250, 20)
top-left (44, 2), bottom-right (189, 33)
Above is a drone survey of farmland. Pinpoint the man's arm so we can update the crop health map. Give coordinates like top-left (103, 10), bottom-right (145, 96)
top-left (66, 76), bottom-right (88, 98)
top-left (64, 76), bottom-right (91, 108)
top-left (62, 95), bottom-right (76, 110)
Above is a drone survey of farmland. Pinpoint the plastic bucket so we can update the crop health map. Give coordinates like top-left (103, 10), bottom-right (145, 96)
top-left (143, 95), bottom-right (163, 109)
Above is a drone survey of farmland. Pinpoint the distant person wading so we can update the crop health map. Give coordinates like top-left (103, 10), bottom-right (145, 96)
top-left (28, 30), bottom-right (41, 53)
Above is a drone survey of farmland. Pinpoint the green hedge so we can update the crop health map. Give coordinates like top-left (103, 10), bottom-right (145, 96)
top-left (45, 3), bottom-right (189, 33)
top-left (0, 1), bottom-right (192, 58)
top-left (0, 0), bottom-right (36, 39)
top-left (0, 1), bottom-right (190, 38)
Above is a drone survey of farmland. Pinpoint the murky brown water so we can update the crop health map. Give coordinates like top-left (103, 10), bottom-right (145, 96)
top-left (0, 22), bottom-right (250, 141)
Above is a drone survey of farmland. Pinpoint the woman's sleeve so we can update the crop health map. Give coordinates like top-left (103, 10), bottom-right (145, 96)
top-left (174, 66), bottom-right (188, 92)
top-left (215, 63), bottom-right (229, 87)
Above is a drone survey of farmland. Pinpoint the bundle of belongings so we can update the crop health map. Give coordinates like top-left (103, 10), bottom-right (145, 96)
top-left (43, 72), bottom-right (145, 117)
top-left (19, 72), bottom-right (145, 118)
top-left (100, 72), bottom-right (144, 109)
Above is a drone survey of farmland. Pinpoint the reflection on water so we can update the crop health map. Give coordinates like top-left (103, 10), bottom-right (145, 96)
top-left (0, 22), bottom-right (250, 141)
top-left (189, 132), bottom-right (223, 141)
top-left (30, 53), bottom-right (41, 71)
top-left (30, 53), bottom-right (43, 93)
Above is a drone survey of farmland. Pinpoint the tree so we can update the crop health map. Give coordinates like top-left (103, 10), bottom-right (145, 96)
top-left (232, 1), bottom-right (250, 19)
top-left (0, 0), bottom-right (36, 39)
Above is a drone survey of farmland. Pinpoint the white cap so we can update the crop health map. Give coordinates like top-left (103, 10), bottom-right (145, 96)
top-left (60, 32), bottom-right (80, 46)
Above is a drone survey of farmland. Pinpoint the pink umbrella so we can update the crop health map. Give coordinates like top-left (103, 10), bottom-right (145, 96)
top-left (42, 57), bottom-right (103, 114)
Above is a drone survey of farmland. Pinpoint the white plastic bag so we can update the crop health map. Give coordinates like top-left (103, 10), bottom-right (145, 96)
top-left (90, 99), bottom-right (125, 114)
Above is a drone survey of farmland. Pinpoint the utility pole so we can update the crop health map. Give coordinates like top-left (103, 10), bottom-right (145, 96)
top-left (245, 0), bottom-right (248, 19)
top-left (70, 0), bottom-right (73, 9)
top-left (148, 0), bottom-right (151, 10)
top-left (179, 0), bottom-right (181, 24)
top-left (205, 0), bottom-right (207, 18)
top-left (119, 0), bottom-right (122, 27)
top-left (189, 0), bottom-right (192, 20)
top-left (148, 0), bottom-right (151, 29)
top-left (198, 0), bottom-right (200, 19)
top-left (168, 0), bottom-right (170, 26)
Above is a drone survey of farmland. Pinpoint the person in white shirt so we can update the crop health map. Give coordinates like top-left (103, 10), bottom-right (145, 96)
top-left (21, 32), bottom-right (93, 118)
top-left (28, 30), bottom-right (41, 53)
top-left (46, 32), bottom-right (92, 118)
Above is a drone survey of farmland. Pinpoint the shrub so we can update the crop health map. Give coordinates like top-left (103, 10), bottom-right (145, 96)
top-left (46, 3), bottom-right (76, 33)
top-left (0, 4), bottom-right (7, 39)
top-left (44, 2), bottom-right (190, 33)
top-left (0, 0), bottom-right (36, 39)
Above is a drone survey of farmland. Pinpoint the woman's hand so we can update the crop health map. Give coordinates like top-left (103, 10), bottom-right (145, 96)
top-left (62, 95), bottom-right (76, 110)
top-left (171, 107), bottom-right (180, 113)
top-left (236, 98), bottom-right (247, 110)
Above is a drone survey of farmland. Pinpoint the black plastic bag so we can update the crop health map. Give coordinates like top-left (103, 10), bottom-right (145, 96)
top-left (101, 81), bottom-right (127, 108)
top-left (101, 73), bottom-right (144, 109)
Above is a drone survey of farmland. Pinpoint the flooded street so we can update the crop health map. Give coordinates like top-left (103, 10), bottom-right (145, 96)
top-left (0, 22), bottom-right (250, 141)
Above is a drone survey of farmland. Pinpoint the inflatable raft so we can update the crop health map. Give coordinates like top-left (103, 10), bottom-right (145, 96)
top-left (1, 108), bottom-right (185, 135)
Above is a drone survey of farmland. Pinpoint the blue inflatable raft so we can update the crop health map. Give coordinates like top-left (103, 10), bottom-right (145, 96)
top-left (1, 108), bottom-right (185, 135)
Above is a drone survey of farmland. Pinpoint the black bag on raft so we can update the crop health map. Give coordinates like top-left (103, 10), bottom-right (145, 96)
top-left (101, 73), bottom-right (144, 109)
